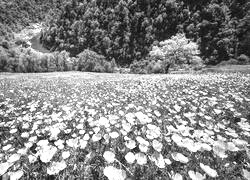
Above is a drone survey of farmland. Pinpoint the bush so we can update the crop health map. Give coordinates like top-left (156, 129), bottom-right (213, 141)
top-left (190, 56), bottom-right (205, 71)
top-left (217, 59), bottom-right (239, 66)
top-left (77, 49), bottom-right (114, 73)
top-left (237, 54), bottom-right (250, 65)
top-left (130, 60), bottom-right (149, 74)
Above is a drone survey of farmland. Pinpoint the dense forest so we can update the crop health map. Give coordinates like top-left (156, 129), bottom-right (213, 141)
top-left (40, 0), bottom-right (250, 65)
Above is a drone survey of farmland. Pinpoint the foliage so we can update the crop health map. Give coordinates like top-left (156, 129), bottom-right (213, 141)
top-left (0, 47), bottom-right (116, 73)
top-left (130, 60), bottom-right (149, 74)
top-left (77, 49), bottom-right (115, 73)
top-left (39, 0), bottom-right (250, 65)
top-left (238, 54), bottom-right (250, 65)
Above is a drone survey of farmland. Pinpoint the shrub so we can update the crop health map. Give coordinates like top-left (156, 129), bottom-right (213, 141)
top-left (147, 60), bottom-right (168, 74)
top-left (217, 59), bottom-right (239, 66)
top-left (190, 56), bottom-right (205, 71)
top-left (130, 60), bottom-right (149, 74)
top-left (237, 54), bottom-right (250, 65)
top-left (77, 49), bottom-right (114, 73)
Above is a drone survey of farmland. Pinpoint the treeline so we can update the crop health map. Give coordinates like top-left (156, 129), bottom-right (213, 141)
top-left (0, 47), bottom-right (116, 73)
top-left (40, 0), bottom-right (250, 65)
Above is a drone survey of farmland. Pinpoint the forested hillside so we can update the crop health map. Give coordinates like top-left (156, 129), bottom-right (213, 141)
top-left (40, 0), bottom-right (250, 65)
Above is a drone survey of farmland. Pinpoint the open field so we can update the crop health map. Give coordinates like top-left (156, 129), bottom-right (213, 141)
top-left (0, 72), bottom-right (250, 180)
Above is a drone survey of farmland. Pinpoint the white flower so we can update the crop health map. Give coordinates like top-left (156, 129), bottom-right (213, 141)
top-left (103, 151), bottom-right (115, 163)
top-left (150, 153), bottom-right (165, 168)
top-left (122, 122), bottom-right (132, 132)
top-left (10, 128), bottom-right (17, 134)
top-left (135, 153), bottom-right (147, 165)
top-left (172, 173), bottom-right (183, 180)
top-left (37, 140), bottom-right (49, 147)
top-left (108, 115), bottom-right (119, 125)
top-left (21, 132), bottom-right (30, 138)
top-left (66, 138), bottom-right (79, 148)
top-left (99, 117), bottom-right (110, 127)
top-left (49, 127), bottom-right (61, 140)
top-left (54, 139), bottom-right (64, 149)
top-left (28, 136), bottom-right (37, 143)
top-left (173, 105), bottom-right (181, 112)
top-left (38, 145), bottom-right (57, 163)
top-left (154, 110), bottom-right (161, 117)
top-left (172, 134), bottom-right (182, 145)
top-left (83, 133), bottom-right (90, 141)
top-left (104, 134), bottom-right (110, 142)
top-left (79, 139), bottom-right (88, 149)
top-left (213, 140), bottom-right (227, 159)
top-left (171, 153), bottom-right (189, 164)
top-left (93, 127), bottom-right (101, 134)
top-left (3, 144), bottom-right (12, 151)
top-left (146, 125), bottom-right (161, 139)
top-left (92, 133), bottom-right (102, 142)
top-left (62, 151), bottom-right (70, 159)
top-left (125, 152), bottom-right (135, 164)
top-left (164, 158), bottom-right (172, 165)
top-left (198, 143), bottom-right (212, 151)
top-left (17, 148), bottom-right (28, 155)
top-left (136, 136), bottom-right (149, 146)
top-left (76, 123), bottom-right (84, 130)
top-left (47, 161), bottom-right (67, 175)
top-left (214, 109), bottom-right (222, 114)
top-left (79, 130), bottom-right (85, 135)
top-left (64, 129), bottom-right (72, 134)
top-left (200, 163), bottom-right (218, 178)
top-left (110, 131), bottom-right (119, 139)
top-left (9, 170), bottom-right (24, 180)
top-left (125, 140), bottom-right (136, 149)
top-left (28, 154), bottom-right (37, 164)
top-left (103, 166), bottom-right (126, 180)
top-left (7, 153), bottom-right (21, 163)
top-left (152, 140), bottom-right (163, 152)
top-left (188, 170), bottom-right (206, 180)
top-left (0, 162), bottom-right (13, 176)
top-left (139, 144), bottom-right (149, 153)
top-left (181, 138), bottom-right (200, 153)
top-left (125, 113), bottom-right (135, 124)
top-left (226, 142), bottom-right (239, 152)
top-left (135, 112), bottom-right (152, 124)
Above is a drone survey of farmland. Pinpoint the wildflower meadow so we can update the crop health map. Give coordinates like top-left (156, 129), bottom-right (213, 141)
top-left (0, 72), bottom-right (250, 180)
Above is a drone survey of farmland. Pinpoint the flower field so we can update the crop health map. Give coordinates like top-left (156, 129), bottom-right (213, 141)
top-left (0, 72), bottom-right (250, 180)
